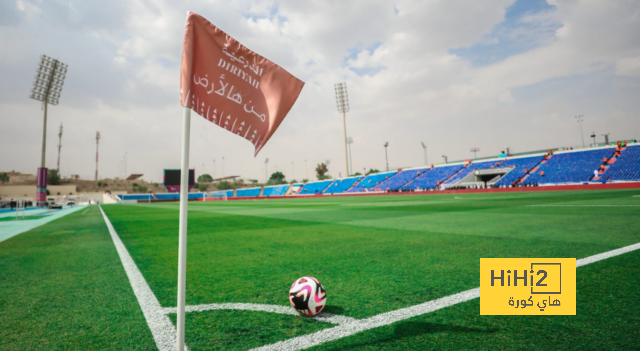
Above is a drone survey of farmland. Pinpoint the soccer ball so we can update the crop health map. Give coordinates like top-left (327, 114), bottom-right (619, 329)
top-left (288, 276), bottom-right (326, 316)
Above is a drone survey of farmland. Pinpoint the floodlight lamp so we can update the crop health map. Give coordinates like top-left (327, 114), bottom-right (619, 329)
top-left (421, 142), bottom-right (426, 148)
top-left (30, 55), bottom-right (68, 105)
top-left (384, 142), bottom-right (389, 147)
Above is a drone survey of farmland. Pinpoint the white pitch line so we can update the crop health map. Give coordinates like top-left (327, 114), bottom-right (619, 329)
top-left (252, 240), bottom-right (640, 351)
top-left (576, 242), bottom-right (640, 267)
top-left (250, 289), bottom-right (480, 351)
top-left (99, 206), bottom-right (183, 351)
top-left (82, 208), bottom-right (90, 215)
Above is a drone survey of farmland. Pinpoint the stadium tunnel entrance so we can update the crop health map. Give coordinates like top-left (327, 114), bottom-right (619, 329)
top-left (449, 167), bottom-right (515, 188)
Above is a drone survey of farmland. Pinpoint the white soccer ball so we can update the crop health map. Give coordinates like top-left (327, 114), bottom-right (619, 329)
top-left (288, 276), bottom-right (327, 316)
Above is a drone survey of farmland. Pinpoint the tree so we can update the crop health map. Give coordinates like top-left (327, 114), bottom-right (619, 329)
top-left (0, 173), bottom-right (9, 184)
top-left (316, 163), bottom-right (328, 180)
top-left (352, 172), bottom-right (362, 176)
top-left (269, 171), bottom-right (286, 184)
top-left (248, 179), bottom-right (258, 184)
top-left (217, 180), bottom-right (237, 190)
top-left (198, 174), bottom-right (213, 183)
top-left (197, 183), bottom-right (208, 192)
top-left (48, 169), bottom-right (61, 185)
top-left (366, 169), bottom-right (380, 175)
top-left (302, 179), bottom-right (309, 183)
top-left (290, 179), bottom-right (298, 184)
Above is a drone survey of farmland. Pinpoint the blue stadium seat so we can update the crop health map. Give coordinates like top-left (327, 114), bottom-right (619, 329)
top-left (323, 176), bottom-right (363, 194)
top-left (262, 185), bottom-right (289, 196)
top-left (522, 148), bottom-right (615, 185)
top-left (236, 187), bottom-right (261, 197)
top-left (372, 168), bottom-right (426, 191)
top-left (605, 145), bottom-right (640, 181)
top-left (299, 180), bottom-right (333, 194)
top-left (493, 156), bottom-right (545, 187)
top-left (346, 172), bottom-right (397, 193)
top-left (400, 164), bottom-right (463, 190)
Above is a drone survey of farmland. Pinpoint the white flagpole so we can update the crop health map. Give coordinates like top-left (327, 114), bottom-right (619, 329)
top-left (176, 106), bottom-right (191, 351)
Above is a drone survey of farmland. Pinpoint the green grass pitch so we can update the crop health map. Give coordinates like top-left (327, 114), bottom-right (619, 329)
top-left (1, 189), bottom-right (639, 350)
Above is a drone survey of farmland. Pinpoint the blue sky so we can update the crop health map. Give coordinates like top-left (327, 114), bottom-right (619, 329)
top-left (450, 0), bottom-right (561, 66)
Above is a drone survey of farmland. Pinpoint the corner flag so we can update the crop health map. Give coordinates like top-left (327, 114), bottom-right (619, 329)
top-left (175, 12), bottom-right (304, 351)
top-left (180, 12), bottom-right (305, 156)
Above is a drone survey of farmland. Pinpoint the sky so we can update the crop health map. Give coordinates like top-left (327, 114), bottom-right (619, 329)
top-left (1, 0), bottom-right (639, 183)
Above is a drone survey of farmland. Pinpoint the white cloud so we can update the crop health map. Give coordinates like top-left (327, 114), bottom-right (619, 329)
top-left (616, 56), bottom-right (640, 77)
top-left (1, 0), bottom-right (639, 182)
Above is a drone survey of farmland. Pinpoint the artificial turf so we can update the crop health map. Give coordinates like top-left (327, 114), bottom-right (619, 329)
top-left (0, 206), bottom-right (156, 350)
top-left (2, 189), bottom-right (639, 350)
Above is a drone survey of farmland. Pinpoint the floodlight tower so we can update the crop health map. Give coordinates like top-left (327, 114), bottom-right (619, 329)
top-left (57, 123), bottom-right (63, 172)
top-left (575, 115), bottom-right (585, 148)
top-left (384, 142), bottom-right (389, 171)
top-left (590, 132), bottom-right (596, 146)
top-left (335, 82), bottom-right (350, 178)
top-left (30, 55), bottom-right (69, 206)
top-left (421, 142), bottom-right (427, 166)
top-left (602, 133), bottom-right (610, 145)
top-left (471, 147), bottom-right (480, 159)
top-left (95, 132), bottom-right (100, 180)
top-left (347, 137), bottom-right (354, 175)
top-left (442, 155), bottom-right (448, 164)
top-left (265, 158), bottom-right (269, 183)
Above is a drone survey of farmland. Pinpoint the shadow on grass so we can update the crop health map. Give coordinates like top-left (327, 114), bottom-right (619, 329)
top-left (334, 321), bottom-right (498, 350)
top-left (322, 305), bottom-right (345, 315)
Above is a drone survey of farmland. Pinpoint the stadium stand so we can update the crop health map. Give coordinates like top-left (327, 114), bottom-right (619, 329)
top-left (400, 164), bottom-right (464, 190)
top-left (236, 187), bottom-right (261, 197)
top-left (493, 155), bottom-right (545, 187)
top-left (604, 145), bottom-right (640, 181)
top-left (323, 176), bottom-right (363, 194)
top-left (118, 194), bottom-right (154, 201)
top-left (522, 147), bottom-right (615, 185)
top-left (443, 161), bottom-right (498, 185)
top-left (119, 193), bottom-right (208, 201)
top-left (372, 168), bottom-right (426, 191)
top-left (156, 193), bottom-right (180, 200)
top-left (119, 144), bottom-right (640, 201)
top-left (208, 190), bottom-right (233, 199)
top-left (299, 180), bottom-right (333, 194)
top-left (346, 172), bottom-right (397, 193)
top-left (261, 185), bottom-right (289, 196)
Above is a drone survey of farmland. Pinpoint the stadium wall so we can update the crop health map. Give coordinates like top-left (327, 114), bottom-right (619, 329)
top-left (215, 182), bottom-right (640, 201)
